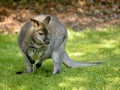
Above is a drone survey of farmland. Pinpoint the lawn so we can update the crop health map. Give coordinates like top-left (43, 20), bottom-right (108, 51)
top-left (0, 26), bottom-right (120, 90)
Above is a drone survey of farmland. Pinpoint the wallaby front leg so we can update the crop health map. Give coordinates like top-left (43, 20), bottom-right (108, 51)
top-left (16, 50), bottom-right (34, 74)
top-left (52, 51), bottom-right (62, 74)
top-left (24, 54), bottom-right (34, 73)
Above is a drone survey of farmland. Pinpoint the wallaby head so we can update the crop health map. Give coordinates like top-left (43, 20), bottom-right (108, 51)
top-left (30, 16), bottom-right (51, 45)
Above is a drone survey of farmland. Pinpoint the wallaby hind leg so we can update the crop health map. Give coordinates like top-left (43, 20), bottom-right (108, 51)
top-left (52, 51), bottom-right (63, 74)
top-left (52, 37), bottom-right (66, 74)
top-left (16, 50), bottom-right (34, 74)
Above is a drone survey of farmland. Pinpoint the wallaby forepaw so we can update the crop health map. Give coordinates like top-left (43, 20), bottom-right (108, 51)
top-left (30, 60), bottom-right (35, 64)
top-left (36, 63), bottom-right (42, 68)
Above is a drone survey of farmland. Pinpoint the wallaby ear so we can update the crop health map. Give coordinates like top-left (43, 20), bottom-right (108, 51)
top-left (43, 16), bottom-right (51, 26)
top-left (30, 19), bottom-right (39, 27)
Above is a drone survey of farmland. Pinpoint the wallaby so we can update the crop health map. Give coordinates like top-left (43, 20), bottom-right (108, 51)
top-left (17, 14), bottom-right (101, 74)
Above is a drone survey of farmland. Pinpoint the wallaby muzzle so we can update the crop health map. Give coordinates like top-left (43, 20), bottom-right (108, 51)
top-left (44, 37), bottom-right (50, 45)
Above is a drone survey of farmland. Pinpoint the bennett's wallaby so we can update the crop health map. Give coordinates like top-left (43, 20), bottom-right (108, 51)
top-left (17, 14), bottom-right (101, 74)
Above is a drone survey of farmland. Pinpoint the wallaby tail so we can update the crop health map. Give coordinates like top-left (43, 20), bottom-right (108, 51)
top-left (63, 51), bottom-right (101, 68)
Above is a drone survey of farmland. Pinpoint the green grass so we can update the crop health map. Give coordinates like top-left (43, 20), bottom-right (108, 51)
top-left (0, 26), bottom-right (120, 90)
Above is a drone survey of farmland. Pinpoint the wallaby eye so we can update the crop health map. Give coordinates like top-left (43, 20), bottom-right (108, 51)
top-left (38, 32), bottom-right (43, 35)
top-left (39, 32), bottom-right (43, 35)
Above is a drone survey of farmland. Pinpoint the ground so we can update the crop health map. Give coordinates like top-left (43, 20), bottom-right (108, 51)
top-left (0, 27), bottom-right (120, 90)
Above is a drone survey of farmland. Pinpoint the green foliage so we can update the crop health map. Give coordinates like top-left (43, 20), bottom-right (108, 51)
top-left (0, 26), bottom-right (120, 90)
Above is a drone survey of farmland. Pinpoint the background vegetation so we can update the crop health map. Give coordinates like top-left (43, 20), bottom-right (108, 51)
top-left (0, 0), bottom-right (120, 33)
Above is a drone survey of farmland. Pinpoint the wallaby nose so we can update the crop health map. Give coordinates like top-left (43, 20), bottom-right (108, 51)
top-left (44, 38), bottom-right (50, 44)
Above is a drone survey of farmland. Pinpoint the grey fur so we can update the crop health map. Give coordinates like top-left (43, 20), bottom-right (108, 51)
top-left (18, 14), bottom-right (101, 74)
